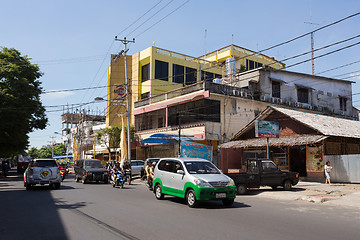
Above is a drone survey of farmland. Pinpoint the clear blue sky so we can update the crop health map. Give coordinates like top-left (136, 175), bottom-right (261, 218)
top-left (1, 0), bottom-right (360, 149)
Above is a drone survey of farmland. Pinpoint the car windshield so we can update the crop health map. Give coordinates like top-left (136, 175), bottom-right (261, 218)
top-left (85, 160), bottom-right (104, 168)
top-left (184, 161), bottom-right (220, 174)
top-left (33, 160), bottom-right (57, 167)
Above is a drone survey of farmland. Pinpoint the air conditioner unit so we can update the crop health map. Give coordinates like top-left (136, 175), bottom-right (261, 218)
top-left (270, 97), bottom-right (281, 104)
top-left (294, 102), bottom-right (301, 107)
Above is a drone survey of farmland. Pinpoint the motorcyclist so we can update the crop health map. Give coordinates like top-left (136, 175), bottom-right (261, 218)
top-left (122, 160), bottom-right (132, 184)
top-left (145, 161), bottom-right (154, 189)
top-left (112, 162), bottom-right (123, 183)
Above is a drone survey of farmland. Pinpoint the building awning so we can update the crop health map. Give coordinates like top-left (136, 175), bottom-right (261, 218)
top-left (53, 155), bottom-right (73, 159)
top-left (141, 133), bottom-right (203, 145)
top-left (269, 77), bottom-right (287, 84)
top-left (219, 135), bottom-right (328, 149)
top-left (294, 83), bottom-right (315, 90)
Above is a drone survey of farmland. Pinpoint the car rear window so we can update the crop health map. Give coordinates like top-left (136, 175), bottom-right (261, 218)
top-left (84, 160), bottom-right (104, 168)
top-left (33, 160), bottom-right (57, 167)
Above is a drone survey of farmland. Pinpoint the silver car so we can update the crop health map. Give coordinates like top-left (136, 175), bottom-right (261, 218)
top-left (24, 159), bottom-right (61, 190)
top-left (131, 160), bottom-right (145, 176)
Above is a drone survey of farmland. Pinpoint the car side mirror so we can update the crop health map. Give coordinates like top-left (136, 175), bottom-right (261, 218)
top-left (177, 170), bottom-right (185, 175)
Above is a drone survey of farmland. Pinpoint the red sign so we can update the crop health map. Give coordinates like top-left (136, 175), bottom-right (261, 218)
top-left (114, 86), bottom-right (126, 97)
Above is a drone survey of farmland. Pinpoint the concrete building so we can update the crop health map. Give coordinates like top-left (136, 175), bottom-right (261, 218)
top-left (106, 44), bottom-right (284, 127)
top-left (133, 67), bottom-right (357, 164)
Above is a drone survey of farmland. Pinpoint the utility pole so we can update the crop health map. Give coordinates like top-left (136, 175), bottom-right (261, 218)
top-left (305, 19), bottom-right (319, 75)
top-left (178, 114), bottom-right (181, 157)
top-left (115, 36), bottom-right (135, 165)
top-left (50, 136), bottom-right (56, 158)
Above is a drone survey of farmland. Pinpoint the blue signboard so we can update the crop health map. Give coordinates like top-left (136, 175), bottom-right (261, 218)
top-left (180, 141), bottom-right (213, 161)
top-left (255, 120), bottom-right (279, 138)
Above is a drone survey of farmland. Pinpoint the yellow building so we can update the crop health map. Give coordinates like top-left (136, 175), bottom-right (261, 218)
top-left (106, 45), bottom-right (284, 127)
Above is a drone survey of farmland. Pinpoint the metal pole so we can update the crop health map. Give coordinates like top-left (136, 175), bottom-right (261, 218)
top-left (178, 115), bottom-right (181, 157)
top-left (115, 37), bottom-right (135, 166)
top-left (267, 137), bottom-right (269, 159)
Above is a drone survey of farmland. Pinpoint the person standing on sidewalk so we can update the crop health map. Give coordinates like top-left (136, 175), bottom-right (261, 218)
top-left (324, 161), bottom-right (333, 185)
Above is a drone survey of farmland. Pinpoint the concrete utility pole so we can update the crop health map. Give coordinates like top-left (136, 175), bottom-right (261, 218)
top-left (305, 20), bottom-right (319, 75)
top-left (115, 36), bottom-right (135, 165)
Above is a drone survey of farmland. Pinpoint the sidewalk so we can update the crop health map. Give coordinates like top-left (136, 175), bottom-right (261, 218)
top-left (249, 181), bottom-right (360, 209)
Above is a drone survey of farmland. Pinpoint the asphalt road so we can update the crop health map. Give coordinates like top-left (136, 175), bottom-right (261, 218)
top-left (1, 171), bottom-right (359, 240)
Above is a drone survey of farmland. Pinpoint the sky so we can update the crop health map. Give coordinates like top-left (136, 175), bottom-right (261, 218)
top-left (1, 0), bottom-right (360, 149)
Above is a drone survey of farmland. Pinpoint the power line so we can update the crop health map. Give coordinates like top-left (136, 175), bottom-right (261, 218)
top-left (135, 0), bottom-right (191, 38)
top-left (116, 0), bottom-right (164, 37)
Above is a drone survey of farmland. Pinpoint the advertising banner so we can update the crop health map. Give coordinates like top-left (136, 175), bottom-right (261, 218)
top-left (255, 120), bottom-right (279, 138)
top-left (306, 146), bottom-right (323, 172)
top-left (180, 141), bottom-right (213, 161)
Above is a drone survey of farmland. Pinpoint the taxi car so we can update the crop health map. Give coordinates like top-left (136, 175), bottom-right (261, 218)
top-left (153, 158), bottom-right (236, 207)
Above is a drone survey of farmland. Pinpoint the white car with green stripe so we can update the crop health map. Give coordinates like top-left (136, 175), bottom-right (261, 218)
top-left (153, 158), bottom-right (236, 208)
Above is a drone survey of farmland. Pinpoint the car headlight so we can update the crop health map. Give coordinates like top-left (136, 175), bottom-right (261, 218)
top-left (194, 179), bottom-right (212, 187)
top-left (227, 179), bottom-right (235, 187)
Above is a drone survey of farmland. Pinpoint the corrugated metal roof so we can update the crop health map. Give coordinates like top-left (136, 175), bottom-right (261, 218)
top-left (271, 107), bottom-right (360, 138)
top-left (219, 135), bottom-right (328, 149)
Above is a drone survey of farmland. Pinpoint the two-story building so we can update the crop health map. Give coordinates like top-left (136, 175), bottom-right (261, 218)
top-left (133, 67), bottom-right (357, 163)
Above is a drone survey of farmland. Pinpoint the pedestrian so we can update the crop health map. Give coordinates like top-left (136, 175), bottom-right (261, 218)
top-left (324, 161), bottom-right (333, 185)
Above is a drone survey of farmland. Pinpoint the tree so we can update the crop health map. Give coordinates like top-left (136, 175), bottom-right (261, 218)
top-left (27, 143), bottom-right (66, 159)
top-left (95, 124), bottom-right (137, 161)
top-left (0, 47), bottom-right (47, 157)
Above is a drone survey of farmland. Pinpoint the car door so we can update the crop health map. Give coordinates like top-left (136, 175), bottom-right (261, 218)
top-left (260, 161), bottom-right (282, 186)
top-left (167, 160), bottom-right (186, 196)
top-left (156, 159), bottom-right (173, 191)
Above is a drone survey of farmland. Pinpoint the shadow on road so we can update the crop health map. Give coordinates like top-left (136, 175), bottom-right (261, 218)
top-left (165, 196), bottom-right (251, 209)
top-left (0, 171), bottom-right (80, 240)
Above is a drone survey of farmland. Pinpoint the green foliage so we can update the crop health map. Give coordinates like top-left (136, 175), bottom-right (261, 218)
top-left (95, 124), bottom-right (136, 160)
top-left (0, 47), bottom-right (48, 157)
top-left (26, 143), bottom-right (66, 159)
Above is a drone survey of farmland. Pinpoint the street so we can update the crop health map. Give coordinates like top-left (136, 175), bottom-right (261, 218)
top-left (1, 171), bottom-right (359, 240)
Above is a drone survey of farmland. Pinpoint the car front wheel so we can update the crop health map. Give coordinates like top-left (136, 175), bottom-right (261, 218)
top-left (237, 184), bottom-right (247, 195)
top-left (186, 189), bottom-right (198, 208)
top-left (283, 180), bottom-right (292, 191)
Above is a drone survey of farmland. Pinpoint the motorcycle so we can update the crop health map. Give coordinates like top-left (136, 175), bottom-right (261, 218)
top-left (112, 170), bottom-right (127, 189)
top-left (59, 165), bottom-right (67, 181)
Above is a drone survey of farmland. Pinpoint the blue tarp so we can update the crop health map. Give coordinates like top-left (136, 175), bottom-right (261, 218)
top-left (53, 155), bottom-right (73, 159)
top-left (141, 133), bottom-right (203, 144)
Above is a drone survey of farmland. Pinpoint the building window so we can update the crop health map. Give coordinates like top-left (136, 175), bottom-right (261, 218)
top-left (272, 81), bottom-right (280, 98)
top-left (155, 60), bottom-right (168, 81)
top-left (173, 64), bottom-right (184, 84)
top-left (141, 92), bottom-right (150, 99)
top-left (201, 71), bottom-right (214, 81)
top-left (185, 67), bottom-right (197, 85)
top-left (297, 88), bottom-right (309, 103)
top-left (246, 59), bottom-right (263, 70)
top-left (141, 64), bottom-right (150, 82)
top-left (340, 97), bottom-right (347, 111)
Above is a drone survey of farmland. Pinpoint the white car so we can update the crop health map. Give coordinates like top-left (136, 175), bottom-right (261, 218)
top-left (24, 159), bottom-right (61, 190)
top-left (153, 158), bottom-right (236, 207)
